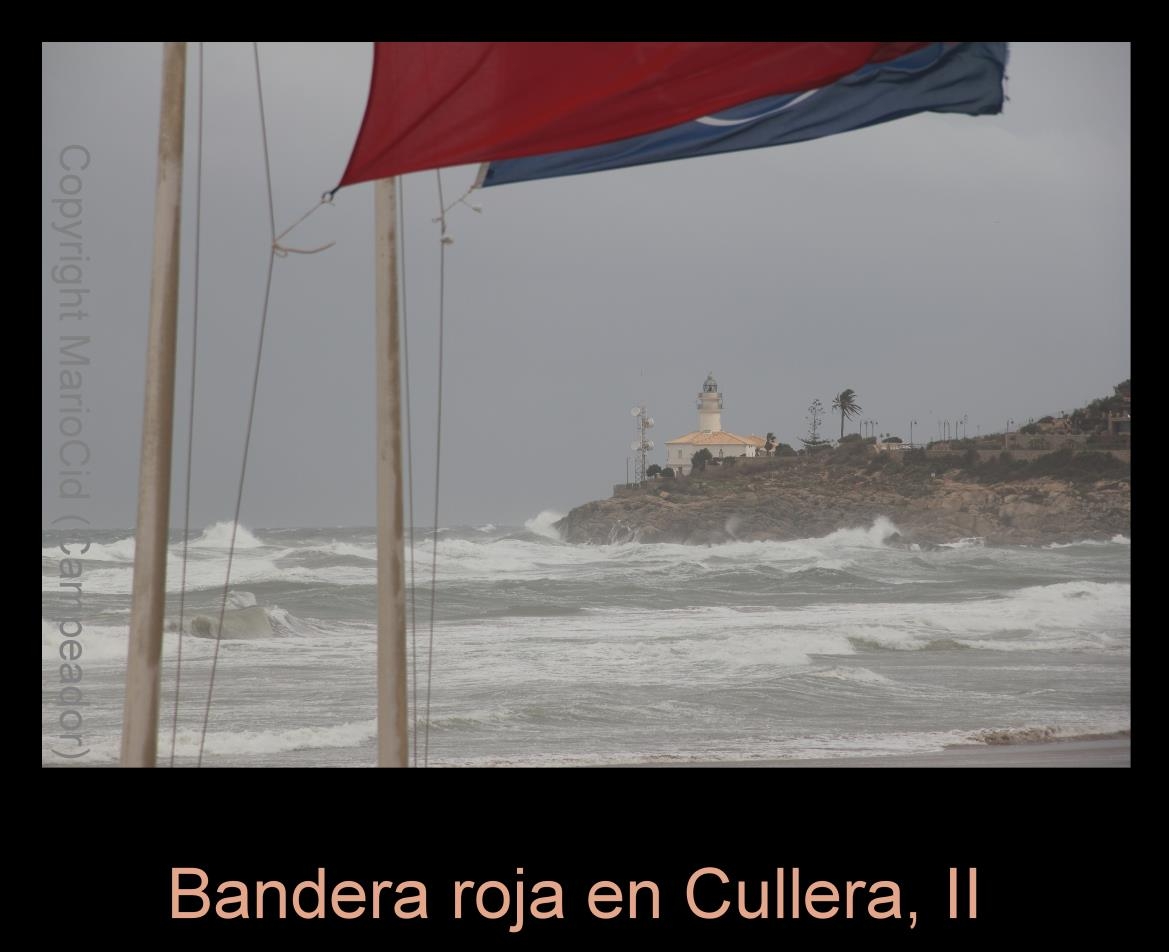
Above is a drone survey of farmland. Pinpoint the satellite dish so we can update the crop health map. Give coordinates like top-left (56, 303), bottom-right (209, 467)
top-left (647, 440), bottom-right (655, 450)
top-left (646, 418), bottom-right (655, 428)
top-left (631, 441), bottom-right (641, 451)
top-left (631, 407), bottom-right (641, 417)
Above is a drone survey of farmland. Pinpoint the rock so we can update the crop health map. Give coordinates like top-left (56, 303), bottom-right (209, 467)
top-left (553, 456), bottom-right (1129, 546)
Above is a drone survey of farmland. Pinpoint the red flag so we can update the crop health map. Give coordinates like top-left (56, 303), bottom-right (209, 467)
top-left (338, 42), bottom-right (929, 186)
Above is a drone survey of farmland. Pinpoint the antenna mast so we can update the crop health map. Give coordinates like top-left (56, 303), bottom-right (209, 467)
top-left (630, 404), bottom-right (655, 484)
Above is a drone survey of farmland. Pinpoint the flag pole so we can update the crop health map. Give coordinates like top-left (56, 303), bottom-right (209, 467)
top-left (121, 41), bottom-right (186, 767)
top-left (374, 177), bottom-right (409, 767)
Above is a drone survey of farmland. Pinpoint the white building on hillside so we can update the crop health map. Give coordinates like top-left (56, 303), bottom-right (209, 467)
top-left (664, 373), bottom-right (765, 475)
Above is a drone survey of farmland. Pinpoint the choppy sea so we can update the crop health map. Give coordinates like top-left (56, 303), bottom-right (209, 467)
top-left (42, 514), bottom-right (1130, 766)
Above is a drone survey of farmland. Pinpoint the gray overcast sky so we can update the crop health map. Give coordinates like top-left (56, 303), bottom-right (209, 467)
top-left (42, 42), bottom-right (1130, 530)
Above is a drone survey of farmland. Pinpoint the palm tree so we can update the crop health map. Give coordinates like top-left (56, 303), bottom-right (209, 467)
top-left (832, 389), bottom-right (862, 439)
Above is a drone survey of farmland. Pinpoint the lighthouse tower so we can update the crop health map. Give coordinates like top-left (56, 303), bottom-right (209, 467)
top-left (697, 372), bottom-right (724, 432)
top-left (666, 373), bottom-right (764, 473)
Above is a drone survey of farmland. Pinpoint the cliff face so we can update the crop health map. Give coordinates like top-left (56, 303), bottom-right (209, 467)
top-left (555, 455), bottom-right (1130, 546)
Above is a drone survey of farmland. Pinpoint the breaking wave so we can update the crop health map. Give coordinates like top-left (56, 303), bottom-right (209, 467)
top-left (189, 520), bottom-right (264, 550)
top-left (523, 510), bottom-right (564, 541)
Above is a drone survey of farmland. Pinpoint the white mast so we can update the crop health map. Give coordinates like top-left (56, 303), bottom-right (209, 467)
top-left (374, 178), bottom-right (409, 767)
top-left (121, 45), bottom-right (410, 768)
top-left (121, 42), bottom-right (186, 767)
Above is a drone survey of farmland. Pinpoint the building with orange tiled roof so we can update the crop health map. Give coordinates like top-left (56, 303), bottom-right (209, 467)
top-left (664, 373), bottom-right (766, 474)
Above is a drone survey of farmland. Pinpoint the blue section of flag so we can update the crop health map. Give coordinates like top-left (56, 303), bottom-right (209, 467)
top-left (480, 42), bottom-right (1007, 188)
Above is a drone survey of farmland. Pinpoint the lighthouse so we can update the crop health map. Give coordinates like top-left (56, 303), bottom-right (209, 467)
top-left (697, 371), bottom-right (724, 432)
top-left (664, 372), bottom-right (766, 475)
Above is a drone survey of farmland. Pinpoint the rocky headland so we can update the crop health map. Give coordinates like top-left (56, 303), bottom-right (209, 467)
top-left (555, 447), bottom-right (1130, 546)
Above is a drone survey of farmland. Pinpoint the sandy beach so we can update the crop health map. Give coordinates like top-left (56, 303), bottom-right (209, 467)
top-left (632, 736), bottom-right (1130, 768)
